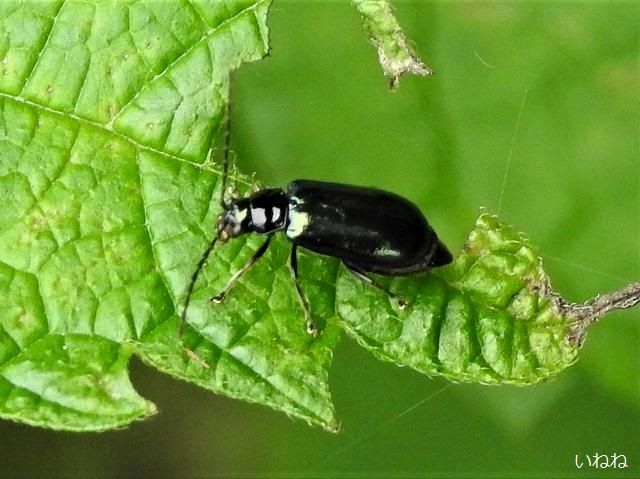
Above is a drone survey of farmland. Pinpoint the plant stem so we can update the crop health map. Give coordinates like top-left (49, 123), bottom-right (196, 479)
top-left (559, 282), bottom-right (640, 346)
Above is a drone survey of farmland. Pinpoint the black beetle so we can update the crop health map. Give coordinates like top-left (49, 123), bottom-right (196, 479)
top-left (180, 115), bottom-right (453, 336)
top-left (181, 178), bottom-right (452, 336)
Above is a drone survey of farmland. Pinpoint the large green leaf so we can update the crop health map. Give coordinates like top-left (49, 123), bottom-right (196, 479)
top-left (0, 0), bottom-right (340, 432)
top-left (0, 0), bottom-right (636, 433)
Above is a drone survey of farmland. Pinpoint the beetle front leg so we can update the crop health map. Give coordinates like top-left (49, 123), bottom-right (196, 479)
top-left (211, 234), bottom-right (273, 303)
top-left (289, 244), bottom-right (319, 337)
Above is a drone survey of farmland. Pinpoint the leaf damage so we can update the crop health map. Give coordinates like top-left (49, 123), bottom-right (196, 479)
top-left (352, 0), bottom-right (432, 88)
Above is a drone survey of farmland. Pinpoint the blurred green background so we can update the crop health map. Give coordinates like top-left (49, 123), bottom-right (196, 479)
top-left (3, 1), bottom-right (638, 478)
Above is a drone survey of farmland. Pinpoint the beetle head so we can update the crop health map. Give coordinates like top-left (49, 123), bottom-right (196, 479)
top-left (217, 198), bottom-right (251, 243)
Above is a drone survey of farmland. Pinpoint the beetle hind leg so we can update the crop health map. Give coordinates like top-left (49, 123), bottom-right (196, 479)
top-left (344, 262), bottom-right (408, 309)
top-left (289, 244), bottom-right (319, 336)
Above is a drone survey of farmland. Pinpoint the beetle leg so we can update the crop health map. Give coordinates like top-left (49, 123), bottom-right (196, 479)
top-left (289, 244), bottom-right (319, 337)
top-left (211, 234), bottom-right (273, 303)
top-left (344, 263), bottom-right (408, 309)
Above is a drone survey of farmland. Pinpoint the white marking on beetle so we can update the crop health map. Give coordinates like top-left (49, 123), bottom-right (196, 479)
top-left (286, 210), bottom-right (310, 238)
top-left (236, 207), bottom-right (248, 223)
top-left (289, 195), bottom-right (303, 206)
top-left (374, 246), bottom-right (400, 257)
top-left (272, 206), bottom-right (282, 223)
top-left (252, 207), bottom-right (267, 227)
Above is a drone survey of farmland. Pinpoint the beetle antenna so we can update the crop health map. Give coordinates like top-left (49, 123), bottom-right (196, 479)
top-left (179, 236), bottom-right (219, 336)
top-left (219, 88), bottom-right (232, 208)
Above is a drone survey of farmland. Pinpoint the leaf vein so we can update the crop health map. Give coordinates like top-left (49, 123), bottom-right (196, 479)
top-left (0, 93), bottom-right (251, 185)
top-left (18, 1), bottom-right (65, 96)
top-left (111, 0), bottom-right (269, 126)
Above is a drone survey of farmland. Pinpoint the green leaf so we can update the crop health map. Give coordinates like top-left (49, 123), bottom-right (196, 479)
top-left (352, 0), bottom-right (432, 87)
top-left (0, 0), bottom-right (340, 432)
top-left (0, 331), bottom-right (154, 431)
top-left (337, 212), bottom-right (580, 384)
top-left (0, 1), bottom-right (635, 434)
